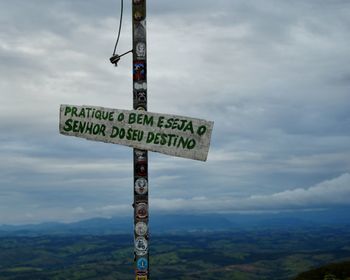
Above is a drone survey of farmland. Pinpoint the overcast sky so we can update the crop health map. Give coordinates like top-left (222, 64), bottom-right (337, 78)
top-left (1, 0), bottom-right (350, 224)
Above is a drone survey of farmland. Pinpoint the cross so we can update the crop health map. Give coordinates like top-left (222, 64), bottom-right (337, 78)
top-left (59, 1), bottom-right (213, 279)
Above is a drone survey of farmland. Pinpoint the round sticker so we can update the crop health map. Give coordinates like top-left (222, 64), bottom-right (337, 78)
top-left (134, 11), bottom-right (144, 21)
top-left (136, 203), bottom-right (148, 219)
top-left (135, 150), bottom-right (146, 161)
top-left (135, 221), bottom-right (148, 236)
top-left (136, 162), bottom-right (147, 176)
top-left (137, 257), bottom-right (148, 271)
top-left (135, 178), bottom-right (148, 195)
top-left (135, 236), bottom-right (148, 251)
top-left (134, 233), bottom-right (148, 256)
top-left (135, 91), bottom-right (147, 103)
top-left (136, 42), bottom-right (146, 59)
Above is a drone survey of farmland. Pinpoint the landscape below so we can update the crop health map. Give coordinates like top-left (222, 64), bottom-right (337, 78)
top-left (0, 212), bottom-right (349, 279)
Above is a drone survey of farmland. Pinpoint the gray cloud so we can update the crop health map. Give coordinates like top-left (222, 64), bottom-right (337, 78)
top-left (9, 172), bottom-right (346, 224)
top-left (1, 0), bottom-right (350, 224)
top-left (108, 173), bottom-right (350, 215)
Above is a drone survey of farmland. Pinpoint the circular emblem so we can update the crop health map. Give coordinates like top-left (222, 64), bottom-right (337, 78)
top-left (136, 203), bottom-right (148, 219)
top-left (136, 42), bottom-right (146, 59)
top-left (136, 162), bottom-right (147, 176)
top-left (135, 221), bottom-right (148, 236)
top-left (137, 257), bottom-right (148, 271)
top-left (134, 11), bottom-right (144, 21)
top-left (135, 178), bottom-right (148, 195)
top-left (135, 150), bottom-right (146, 161)
top-left (135, 91), bottom-right (147, 102)
top-left (135, 236), bottom-right (148, 252)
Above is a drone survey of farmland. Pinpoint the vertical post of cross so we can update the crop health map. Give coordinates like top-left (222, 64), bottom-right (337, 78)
top-left (132, 0), bottom-right (149, 279)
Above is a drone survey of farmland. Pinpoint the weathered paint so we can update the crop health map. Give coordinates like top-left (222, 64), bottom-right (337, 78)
top-left (59, 104), bottom-right (214, 161)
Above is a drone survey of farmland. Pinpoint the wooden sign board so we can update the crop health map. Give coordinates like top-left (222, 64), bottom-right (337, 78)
top-left (59, 104), bottom-right (214, 161)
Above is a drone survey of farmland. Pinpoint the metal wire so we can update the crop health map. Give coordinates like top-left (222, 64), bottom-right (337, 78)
top-left (113, 0), bottom-right (124, 55)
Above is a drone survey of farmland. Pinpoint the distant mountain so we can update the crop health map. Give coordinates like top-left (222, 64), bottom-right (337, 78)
top-left (1, 207), bottom-right (349, 236)
top-left (0, 214), bottom-right (231, 236)
top-left (0, 217), bottom-right (133, 236)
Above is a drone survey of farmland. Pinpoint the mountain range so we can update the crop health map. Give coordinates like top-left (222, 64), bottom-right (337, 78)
top-left (1, 207), bottom-right (349, 236)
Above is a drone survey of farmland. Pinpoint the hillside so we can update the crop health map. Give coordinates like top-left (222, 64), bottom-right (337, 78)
top-left (294, 261), bottom-right (350, 280)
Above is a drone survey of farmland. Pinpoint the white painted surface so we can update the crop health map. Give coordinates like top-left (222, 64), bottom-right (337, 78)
top-left (60, 104), bottom-right (214, 161)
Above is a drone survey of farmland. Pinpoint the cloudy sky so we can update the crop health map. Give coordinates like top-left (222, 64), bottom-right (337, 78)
top-left (1, 0), bottom-right (350, 224)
